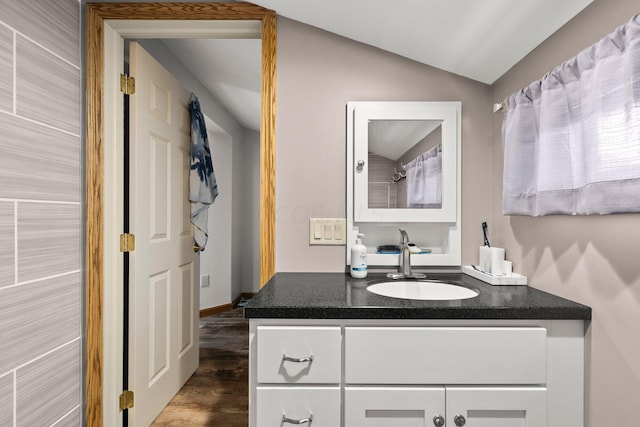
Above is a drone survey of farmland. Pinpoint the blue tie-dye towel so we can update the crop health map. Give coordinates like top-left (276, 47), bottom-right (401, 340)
top-left (189, 93), bottom-right (218, 250)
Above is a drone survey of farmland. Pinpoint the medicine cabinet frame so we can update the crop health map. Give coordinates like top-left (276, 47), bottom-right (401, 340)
top-left (346, 101), bottom-right (462, 267)
top-left (350, 101), bottom-right (460, 222)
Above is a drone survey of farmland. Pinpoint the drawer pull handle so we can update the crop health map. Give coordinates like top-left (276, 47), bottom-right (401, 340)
top-left (282, 354), bottom-right (314, 363)
top-left (282, 414), bottom-right (313, 424)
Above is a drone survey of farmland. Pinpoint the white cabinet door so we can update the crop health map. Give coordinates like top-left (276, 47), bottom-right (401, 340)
top-left (257, 387), bottom-right (340, 427)
top-left (345, 387), bottom-right (546, 427)
top-left (446, 387), bottom-right (547, 427)
top-left (345, 387), bottom-right (445, 427)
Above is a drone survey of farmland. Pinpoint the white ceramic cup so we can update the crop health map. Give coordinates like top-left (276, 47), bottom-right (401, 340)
top-left (489, 247), bottom-right (505, 275)
top-left (479, 246), bottom-right (491, 271)
top-left (503, 260), bottom-right (513, 276)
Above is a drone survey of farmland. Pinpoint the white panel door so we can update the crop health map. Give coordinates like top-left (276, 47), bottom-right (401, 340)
top-left (446, 387), bottom-right (547, 427)
top-left (129, 41), bottom-right (199, 427)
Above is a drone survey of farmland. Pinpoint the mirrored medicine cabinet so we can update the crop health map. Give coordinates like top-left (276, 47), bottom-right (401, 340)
top-left (346, 101), bottom-right (462, 267)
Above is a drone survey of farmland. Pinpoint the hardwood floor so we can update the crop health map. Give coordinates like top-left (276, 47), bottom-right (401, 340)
top-left (151, 308), bottom-right (249, 426)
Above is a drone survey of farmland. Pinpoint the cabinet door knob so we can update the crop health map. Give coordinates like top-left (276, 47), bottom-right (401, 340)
top-left (433, 415), bottom-right (445, 426)
top-left (282, 414), bottom-right (313, 424)
top-left (282, 354), bottom-right (314, 363)
top-left (356, 160), bottom-right (365, 171)
top-left (454, 414), bottom-right (466, 426)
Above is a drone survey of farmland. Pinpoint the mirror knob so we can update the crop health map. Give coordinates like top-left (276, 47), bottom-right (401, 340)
top-left (356, 160), bottom-right (365, 171)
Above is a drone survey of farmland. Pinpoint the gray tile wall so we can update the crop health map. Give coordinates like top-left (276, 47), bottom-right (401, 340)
top-left (0, 372), bottom-right (13, 426)
top-left (0, 202), bottom-right (14, 288)
top-left (0, 26), bottom-right (12, 114)
top-left (0, 1), bottom-right (82, 426)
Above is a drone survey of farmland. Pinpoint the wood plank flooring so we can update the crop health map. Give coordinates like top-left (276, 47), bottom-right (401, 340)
top-left (151, 308), bottom-right (249, 426)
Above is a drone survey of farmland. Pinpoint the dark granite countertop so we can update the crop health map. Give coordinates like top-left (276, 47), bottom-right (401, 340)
top-left (244, 272), bottom-right (591, 320)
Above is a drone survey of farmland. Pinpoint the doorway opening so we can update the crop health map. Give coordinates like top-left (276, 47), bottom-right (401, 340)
top-left (85, 3), bottom-right (276, 425)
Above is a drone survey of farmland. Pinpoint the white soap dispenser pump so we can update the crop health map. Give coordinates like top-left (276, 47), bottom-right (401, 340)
top-left (350, 233), bottom-right (368, 279)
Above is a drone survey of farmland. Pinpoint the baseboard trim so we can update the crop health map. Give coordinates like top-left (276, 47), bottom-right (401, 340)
top-left (199, 303), bottom-right (233, 318)
top-left (199, 292), bottom-right (257, 318)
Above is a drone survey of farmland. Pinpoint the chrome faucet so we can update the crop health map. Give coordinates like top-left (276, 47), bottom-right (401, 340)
top-left (399, 229), bottom-right (411, 276)
top-left (387, 228), bottom-right (426, 280)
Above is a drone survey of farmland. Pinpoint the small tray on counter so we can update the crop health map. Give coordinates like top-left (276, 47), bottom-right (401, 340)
top-left (462, 265), bottom-right (528, 286)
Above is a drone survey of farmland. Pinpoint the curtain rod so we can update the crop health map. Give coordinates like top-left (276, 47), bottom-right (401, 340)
top-left (494, 13), bottom-right (640, 116)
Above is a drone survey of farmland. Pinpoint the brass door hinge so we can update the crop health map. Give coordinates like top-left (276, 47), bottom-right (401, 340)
top-left (120, 74), bottom-right (136, 95)
top-left (120, 233), bottom-right (135, 252)
top-left (119, 390), bottom-right (134, 411)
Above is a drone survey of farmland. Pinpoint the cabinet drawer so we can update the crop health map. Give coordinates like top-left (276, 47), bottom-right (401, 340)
top-left (256, 387), bottom-right (340, 427)
top-left (345, 327), bottom-right (546, 384)
top-left (257, 326), bottom-right (341, 383)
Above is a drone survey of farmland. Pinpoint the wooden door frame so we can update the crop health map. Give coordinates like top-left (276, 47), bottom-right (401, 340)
top-left (85, 3), bottom-right (276, 425)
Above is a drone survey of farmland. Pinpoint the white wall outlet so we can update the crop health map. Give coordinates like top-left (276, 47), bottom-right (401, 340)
top-left (200, 274), bottom-right (210, 287)
top-left (309, 218), bottom-right (347, 245)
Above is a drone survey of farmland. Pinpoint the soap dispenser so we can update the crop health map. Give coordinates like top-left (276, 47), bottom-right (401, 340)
top-left (350, 233), bottom-right (368, 279)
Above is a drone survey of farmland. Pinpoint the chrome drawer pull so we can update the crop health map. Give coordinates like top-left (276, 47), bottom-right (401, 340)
top-left (282, 354), bottom-right (314, 363)
top-left (282, 414), bottom-right (313, 424)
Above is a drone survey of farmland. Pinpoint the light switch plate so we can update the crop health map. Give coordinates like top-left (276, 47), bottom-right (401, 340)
top-left (309, 218), bottom-right (346, 245)
top-left (200, 274), bottom-right (210, 287)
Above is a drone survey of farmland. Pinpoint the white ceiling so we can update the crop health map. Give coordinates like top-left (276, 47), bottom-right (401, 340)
top-left (162, 38), bottom-right (262, 131)
top-left (162, 0), bottom-right (594, 132)
top-left (252, 0), bottom-right (594, 84)
top-left (369, 120), bottom-right (441, 161)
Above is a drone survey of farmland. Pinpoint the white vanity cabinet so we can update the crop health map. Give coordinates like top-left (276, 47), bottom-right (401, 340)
top-left (249, 320), bottom-right (585, 427)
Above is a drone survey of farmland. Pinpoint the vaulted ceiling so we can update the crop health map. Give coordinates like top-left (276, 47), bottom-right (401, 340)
top-left (162, 0), bottom-right (594, 132)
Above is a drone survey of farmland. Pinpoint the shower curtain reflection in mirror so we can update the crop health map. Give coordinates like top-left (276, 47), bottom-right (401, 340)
top-left (367, 120), bottom-right (442, 209)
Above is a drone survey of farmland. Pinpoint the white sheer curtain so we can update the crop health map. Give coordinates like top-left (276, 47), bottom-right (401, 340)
top-left (502, 13), bottom-right (640, 216)
top-left (406, 146), bottom-right (442, 208)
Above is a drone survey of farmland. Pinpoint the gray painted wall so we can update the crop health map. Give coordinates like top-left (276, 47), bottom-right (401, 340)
top-left (275, 17), bottom-right (492, 271)
top-left (490, 0), bottom-right (640, 424)
top-left (239, 128), bottom-right (261, 294)
top-left (0, 1), bottom-right (82, 425)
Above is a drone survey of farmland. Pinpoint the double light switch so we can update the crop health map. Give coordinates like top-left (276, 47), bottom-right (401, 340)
top-left (309, 218), bottom-right (346, 245)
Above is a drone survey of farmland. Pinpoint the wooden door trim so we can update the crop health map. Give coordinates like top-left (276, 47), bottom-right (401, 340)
top-left (85, 3), bottom-right (276, 425)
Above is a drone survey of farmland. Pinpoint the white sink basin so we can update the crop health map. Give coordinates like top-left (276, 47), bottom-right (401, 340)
top-left (367, 280), bottom-right (479, 300)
